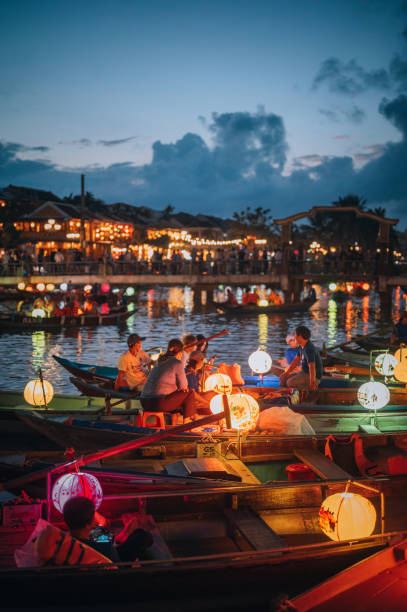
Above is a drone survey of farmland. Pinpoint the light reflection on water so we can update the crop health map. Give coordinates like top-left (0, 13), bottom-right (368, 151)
top-left (0, 287), bottom-right (390, 393)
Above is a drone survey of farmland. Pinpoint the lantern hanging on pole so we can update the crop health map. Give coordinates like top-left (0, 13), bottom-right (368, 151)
top-left (211, 393), bottom-right (259, 430)
top-left (248, 350), bottom-right (272, 374)
top-left (374, 353), bottom-right (398, 376)
top-left (357, 381), bottom-right (390, 410)
top-left (52, 472), bottom-right (103, 514)
top-left (204, 373), bottom-right (233, 394)
top-left (319, 492), bottom-right (376, 541)
top-left (24, 378), bottom-right (54, 407)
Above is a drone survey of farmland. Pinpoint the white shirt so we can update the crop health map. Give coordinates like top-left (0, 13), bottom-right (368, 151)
top-left (118, 349), bottom-right (150, 390)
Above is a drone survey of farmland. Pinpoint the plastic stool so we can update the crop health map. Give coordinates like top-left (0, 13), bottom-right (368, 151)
top-left (137, 411), bottom-right (166, 429)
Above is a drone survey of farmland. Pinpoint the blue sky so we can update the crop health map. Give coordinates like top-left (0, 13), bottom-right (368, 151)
top-left (1, 0), bottom-right (407, 226)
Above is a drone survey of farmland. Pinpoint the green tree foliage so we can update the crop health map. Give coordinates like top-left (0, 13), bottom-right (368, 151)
top-left (230, 205), bottom-right (278, 242)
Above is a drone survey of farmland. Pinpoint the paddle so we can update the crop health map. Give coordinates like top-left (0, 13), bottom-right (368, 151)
top-left (0, 411), bottom-right (226, 492)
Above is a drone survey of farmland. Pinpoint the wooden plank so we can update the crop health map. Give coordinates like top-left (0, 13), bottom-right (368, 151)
top-left (294, 448), bottom-right (352, 480)
top-left (224, 507), bottom-right (286, 550)
top-left (165, 458), bottom-right (242, 481)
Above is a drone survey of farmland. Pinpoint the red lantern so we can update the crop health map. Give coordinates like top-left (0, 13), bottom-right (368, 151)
top-left (52, 472), bottom-right (103, 513)
top-left (101, 283), bottom-right (110, 293)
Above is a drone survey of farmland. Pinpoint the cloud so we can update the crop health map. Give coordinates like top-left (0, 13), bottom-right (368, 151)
top-left (312, 57), bottom-right (391, 95)
top-left (2, 101), bottom-right (407, 228)
top-left (98, 137), bottom-right (136, 147)
top-left (319, 105), bottom-right (366, 124)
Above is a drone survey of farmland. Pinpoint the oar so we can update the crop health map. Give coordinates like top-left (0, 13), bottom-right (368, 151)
top-left (0, 411), bottom-right (226, 492)
top-left (325, 324), bottom-right (394, 352)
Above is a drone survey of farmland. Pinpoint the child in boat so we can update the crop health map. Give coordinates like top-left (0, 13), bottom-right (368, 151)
top-left (115, 333), bottom-right (152, 393)
top-left (63, 496), bottom-right (153, 563)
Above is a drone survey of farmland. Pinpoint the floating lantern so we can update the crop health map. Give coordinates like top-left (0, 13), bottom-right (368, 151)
top-left (60, 282), bottom-right (68, 292)
top-left (125, 287), bottom-right (135, 297)
top-left (84, 284), bottom-right (92, 293)
top-left (36, 283), bottom-right (45, 292)
top-left (17, 282), bottom-right (26, 291)
top-left (248, 350), bottom-right (272, 374)
top-left (357, 381), bottom-right (390, 410)
top-left (101, 283), bottom-right (110, 293)
top-left (24, 378), bottom-right (54, 406)
top-left (46, 283), bottom-right (55, 292)
top-left (52, 472), bottom-right (103, 514)
top-left (374, 353), bottom-right (398, 376)
top-left (32, 308), bottom-right (46, 318)
top-left (204, 373), bottom-right (233, 394)
top-left (319, 492), bottom-right (376, 541)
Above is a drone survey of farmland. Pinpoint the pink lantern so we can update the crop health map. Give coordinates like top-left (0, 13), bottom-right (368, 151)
top-left (52, 472), bottom-right (103, 513)
top-left (101, 283), bottom-right (110, 293)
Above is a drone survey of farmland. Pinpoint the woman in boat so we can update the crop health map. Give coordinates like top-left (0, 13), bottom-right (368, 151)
top-left (181, 334), bottom-right (198, 367)
top-left (140, 338), bottom-right (203, 421)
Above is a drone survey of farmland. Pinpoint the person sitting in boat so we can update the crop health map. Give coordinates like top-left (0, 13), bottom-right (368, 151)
top-left (391, 311), bottom-right (407, 345)
top-left (280, 334), bottom-right (299, 368)
top-left (279, 325), bottom-right (323, 391)
top-left (115, 333), bottom-right (152, 393)
top-left (268, 289), bottom-right (283, 305)
top-left (185, 350), bottom-right (206, 391)
top-left (225, 288), bottom-right (238, 306)
top-left (140, 338), bottom-right (207, 421)
top-left (181, 334), bottom-right (198, 367)
top-left (63, 496), bottom-right (153, 563)
top-left (83, 298), bottom-right (98, 314)
top-left (242, 287), bottom-right (259, 305)
top-left (304, 282), bottom-right (316, 302)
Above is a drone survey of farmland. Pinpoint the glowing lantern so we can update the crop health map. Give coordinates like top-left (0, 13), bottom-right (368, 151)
top-left (24, 378), bottom-right (54, 406)
top-left (26, 285), bottom-right (34, 292)
top-left (101, 283), bottom-right (110, 293)
top-left (374, 353), bottom-right (398, 376)
top-left (204, 373), bottom-right (233, 394)
top-left (319, 492), bottom-right (376, 541)
top-left (36, 283), bottom-right (45, 292)
top-left (357, 381), bottom-right (390, 410)
top-left (32, 308), bottom-right (46, 318)
top-left (17, 282), bottom-right (26, 290)
top-left (248, 350), bottom-right (272, 374)
top-left (60, 282), bottom-right (68, 291)
top-left (329, 283), bottom-right (337, 292)
top-left (52, 472), bottom-right (103, 514)
top-left (210, 393), bottom-right (259, 430)
top-left (84, 284), bottom-right (92, 293)
top-left (362, 282), bottom-right (370, 291)
top-left (125, 286), bottom-right (135, 297)
top-left (258, 299), bottom-right (268, 307)
top-left (46, 283), bottom-right (55, 292)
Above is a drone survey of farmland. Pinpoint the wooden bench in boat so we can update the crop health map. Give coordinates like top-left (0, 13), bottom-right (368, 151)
top-left (294, 448), bottom-right (352, 480)
top-left (223, 507), bottom-right (286, 550)
top-left (165, 458), bottom-right (242, 482)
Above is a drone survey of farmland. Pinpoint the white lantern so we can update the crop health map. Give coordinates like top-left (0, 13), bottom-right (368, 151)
top-left (319, 492), bottom-right (376, 541)
top-left (204, 373), bottom-right (233, 394)
top-left (24, 379), bottom-right (54, 406)
top-left (248, 350), bottom-right (272, 374)
top-left (52, 472), bottom-right (103, 514)
top-left (32, 308), bottom-right (46, 318)
top-left (374, 353), bottom-right (398, 376)
top-left (357, 381), bottom-right (390, 410)
top-left (210, 394), bottom-right (225, 415)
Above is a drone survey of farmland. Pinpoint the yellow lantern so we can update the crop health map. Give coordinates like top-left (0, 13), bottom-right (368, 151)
top-left (357, 381), bottom-right (390, 410)
top-left (45, 283), bottom-right (55, 292)
top-left (374, 353), bottom-right (398, 376)
top-left (24, 379), bottom-right (54, 407)
top-left (319, 492), bottom-right (376, 541)
top-left (36, 283), bottom-right (45, 292)
top-left (258, 299), bottom-right (268, 307)
top-left (210, 393), bottom-right (259, 430)
top-left (204, 373), bottom-right (233, 394)
top-left (32, 308), bottom-right (46, 318)
top-left (248, 349), bottom-right (272, 374)
top-left (17, 282), bottom-right (26, 290)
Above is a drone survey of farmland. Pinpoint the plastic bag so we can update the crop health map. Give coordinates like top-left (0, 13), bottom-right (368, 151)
top-left (255, 405), bottom-right (315, 435)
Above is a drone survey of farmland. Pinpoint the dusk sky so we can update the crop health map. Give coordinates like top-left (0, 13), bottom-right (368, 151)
top-left (1, 0), bottom-right (407, 227)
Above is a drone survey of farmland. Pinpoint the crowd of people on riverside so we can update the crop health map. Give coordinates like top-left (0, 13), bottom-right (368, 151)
top-left (0, 243), bottom-right (392, 277)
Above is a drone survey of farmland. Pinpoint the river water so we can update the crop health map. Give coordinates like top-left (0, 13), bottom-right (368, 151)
top-left (0, 285), bottom-right (399, 393)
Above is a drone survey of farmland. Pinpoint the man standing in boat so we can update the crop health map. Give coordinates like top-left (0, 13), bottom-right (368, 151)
top-left (279, 326), bottom-right (323, 391)
top-left (114, 333), bottom-right (152, 392)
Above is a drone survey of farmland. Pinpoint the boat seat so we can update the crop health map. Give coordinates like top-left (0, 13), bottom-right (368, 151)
top-left (223, 507), bottom-right (286, 550)
top-left (294, 448), bottom-right (352, 480)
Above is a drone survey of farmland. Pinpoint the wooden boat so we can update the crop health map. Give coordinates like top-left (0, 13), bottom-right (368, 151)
top-left (53, 355), bottom-right (117, 382)
top-left (217, 298), bottom-right (316, 315)
top-left (0, 309), bottom-right (133, 331)
top-left (279, 536), bottom-right (407, 611)
top-left (2, 452), bottom-right (407, 608)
